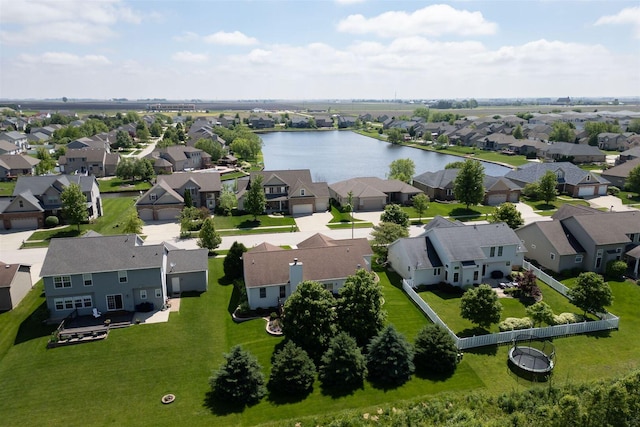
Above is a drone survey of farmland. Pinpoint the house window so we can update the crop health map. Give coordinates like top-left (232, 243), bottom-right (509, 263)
top-left (83, 296), bottom-right (92, 307)
top-left (118, 271), bottom-right (127, 283)
top-left (140, 290), bottom-right (147, 300)
top-left (445, 271), bottom-right (448, 281)
top-left (445, 189), bottom-right (453, 196)
top-left (616, 248), bottom-right (622, 253)
top-left (434, 268), bottom-right (441, 275)
top-left (155, 289), bottom-right (162, 298)
top-left (53, 276), bottom-right (72, 288)
top-left (300, 189), bottom-right (306, 196)
top-left (575, 255), bottom-right (583, 263)
top-left (324, 283), bottom-right (334, 292)
top-left (54, 297), bottom-right (81, 311)
top-left (453, 273), bottom-right (459, 282)
top-left (259, 288), bottom-right (266, 298)
top-left (498, 246), bottom-right (503, 257)
top-left (279, 286), bottom-right (286, 298)
top-left (490, 247), bottom-right (496, 257)
top-left (149, 193), bottom-right (157, 201)
top-left (18, 200), bottom-right (23, 208)
top-left (83, 273), bottom-right (92, 286)
top-left (550, 253), bottom-right (556, 260)
top-left (473, 271), bottom-right (479, 281)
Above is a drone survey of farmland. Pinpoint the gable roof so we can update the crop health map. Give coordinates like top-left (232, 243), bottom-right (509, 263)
top-left (167, 248), bottom-right (208, 274)
top-left (601, 157), bottom-right (640, 179)
top-left (518, 221), bottom-right (585, 256)
top-left (157, 171), bottom-right (221, 192)
top-left (0, 154), bottom-right (40, 170)
top-left (388, 235), bottom-right (443, 269)
top-left (0, 261), bottom-right (29, 289)
top-left (551, 203), bottom-right (603, 221)
top-left (542, 142), bottom-right (605, 157)
top-left (505, 162), bottom-right (609, 186)
top-left (563, 211), bottom-right (640, 245)
top-left (13, 174), bottom-right (97, 196)
top-left (330, 177), bottom-right (421, 199)
top-left (423, 215), bottom-right (464, 231)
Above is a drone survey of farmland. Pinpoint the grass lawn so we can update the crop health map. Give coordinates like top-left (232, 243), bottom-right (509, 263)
top-left (616, 191), bottom-right (640, 206)
top-left (213, 213), bottom-right (296, 230)
top-left (220, 171), bottom-right (249, 181)
top-left (24, 197), bottom-right (138, 246)
top-left (409, 144), bottom-right (529, 167)
top-left (328, 205), bottom-right (368, 224)
top-left (0, 180), bottom-right (16, 197)
top-left (404, 202), bottom-right (495, 220)
top-left (97, 177), bottom-right (152, 193)
top-left (521, 197), bottom-right (590, 212)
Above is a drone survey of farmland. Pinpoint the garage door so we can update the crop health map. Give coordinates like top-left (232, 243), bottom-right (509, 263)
top-left (138, 209), bottom-right (153, 221)
top-left (292, 204), bottom-right (313, 215)
top-left (578, 186), bottom-right (596, 197)
top-left (486, 194), bottom-right (507, 206)
top-left (508, 193), bottom-right (519, 203)
top-left (361, 199), bottom-right (382, 211)
top-left (598, 186), bottom-right (607, 195)
top-left (10, 217), bottom-right (38, 229)
top-left (157, 208), bottom-right (181, 221)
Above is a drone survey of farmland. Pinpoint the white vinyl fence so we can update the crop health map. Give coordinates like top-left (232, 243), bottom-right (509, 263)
top-left (402, 271), bottom-right (619, 350)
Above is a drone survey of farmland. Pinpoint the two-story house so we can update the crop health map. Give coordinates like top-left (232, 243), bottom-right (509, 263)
top-left (0, 154), bottom-right (40, 180)
top-left (506, 162), bottom-right (609, 198)
top-left (146, 146), bottom-right (211, 173)
top-left (387, 217), bottom-right (526, 288)
top-left (40, 233), bottom-right (208, 321)
top-left (58, 148), bottom-right (120, 177)
top-left (0, 131), bottom-right (28, 152)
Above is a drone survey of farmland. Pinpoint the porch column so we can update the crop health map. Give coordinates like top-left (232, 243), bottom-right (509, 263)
top-left (634, 257), bottom-right (639, 277)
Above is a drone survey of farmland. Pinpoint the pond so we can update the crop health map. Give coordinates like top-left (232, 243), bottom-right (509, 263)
top-left (261, 131), bottom-right (511, 183)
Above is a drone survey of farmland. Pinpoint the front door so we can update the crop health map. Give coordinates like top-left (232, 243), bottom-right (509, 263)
top-left (106, 294), bottom-right (124, 311)
top-left (172, 277), bottom-right (181, 294)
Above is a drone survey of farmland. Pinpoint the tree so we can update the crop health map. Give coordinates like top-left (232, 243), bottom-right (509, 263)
top-left (412, 193), bottom-right (429, 222)
top-left (244, 174), bottom-right (266, 220)
top-left (436, 134), bottom-right (450, 146)
top-left (460, 284), bottom-right (502, 329)
top-left (34, 147), bottom-right (56, 175)
top-left (268, 341), bottom-right (316, 396)
top-left (121, 211), bottom-right (144, 234)
top-left (136, 126), bottom-right (150, 143)
top-left (568, 272), bottom-right (613, 316)
top-left (337, 269), bottom-right (386, 347)
top-left (445, 161), bottom-right (465, 170)
top-left (414, 324), bottom-right (458, 376)
top-left (114, 129), bottom-right (134, 149)
top-left (522, 182), bottom-right (541, 200)
top-left (149, 121), bottom-right (163, 137)
top-left (223, 241), bottom-right (247, 280)
top-left (380, 203), bottom-right (409, 229)
top-left (549, 121), bottom-right (576, 142)
top-left (626, 164), bottom-right (640, 194)
top-left (183, 189), bottom-right (193, 208)
top-left (515, 269), bottom-right (542, 300)
top-left (371, 221), bottom-right (409, 259)
top-left (217, 185), bottom-right (236, 216)
top-left (62, 96), bottom-right (68, 103)
top-left (197, 217), bottom-right (221, 253)
top-left (115, 158), bottom-right (135, 181)
top-left (195, 138), bottom-right (223, 162)
top-left (318, 332), bottom-right (367, 390)
top-left (490, 203), bottom-right (524, 229)
top-left (453, 159), bottom-right (485, 209)
top-left (539, 170), bottom-right (558, 205)
top-left (627, 118), bottom-right (640, 134)
top-left (366, 325), bottom-right (414, 387)
top-left (526, 301), bottom-right (555, 327)
top-left (282, 280), bottom-right (337, 361)
top-left (209, 345), bottom-right (266, 406)
top-left (606, 260), bottom-right (627, 280)
top-left (387, 128), bottom-right (403, 144)
top-left (388, 158), bottom-right (415, 183)
top-left (512, 124), bottom-right (524, 139)
top-left (61, 183), bottom-right (87, 231)
top-left (413, 107), bottom-right (430, 121)
top-left (133, 158), bottom-right (155, 181)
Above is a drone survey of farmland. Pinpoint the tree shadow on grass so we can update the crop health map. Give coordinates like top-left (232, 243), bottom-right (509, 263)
top-left (320, 382), bottom-right (363, 399)
top-left (227, 286), bottom-right (241, 316)
top-left (266, 387), bottom-right (313, 405)
top-left (203, 391), bottom-right (247, 415)
top-left (414, 368), bottom-right (456, 382)
top-left (449, 208), bottom-right (482, 218)
top-left (456, 326), bottom-right (490, 338)
top-left (15, 301), bottom-right (56, 345)
top-left (368, 377), bottom-right (410, 391)
top-left (533, 202), bottom-right (555, 211)
top-left (584, 329), bottom-right (613, 339)
top-left (237, 219), bottom-right (261, 229)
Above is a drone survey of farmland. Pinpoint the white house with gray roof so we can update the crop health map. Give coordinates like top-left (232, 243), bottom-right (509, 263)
top-left (388, 216), bottom-right (526, 288)
top-left (505, 162), bottom-right (609, 198)
top-left (40, 233), bottom-right (208, 320)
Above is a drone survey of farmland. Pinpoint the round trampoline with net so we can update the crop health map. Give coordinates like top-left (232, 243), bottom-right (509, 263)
top-left (508, 335), bottom-right (555, 379)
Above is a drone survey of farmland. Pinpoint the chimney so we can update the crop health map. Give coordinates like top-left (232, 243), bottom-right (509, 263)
top-left (289, 258), bottom-right (303, 293)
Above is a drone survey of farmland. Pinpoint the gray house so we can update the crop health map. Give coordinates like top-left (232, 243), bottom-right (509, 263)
top-left (506, 162), bottom-right (609, 198)
top-left (0, 261), bottom-right (32, 311)
top-left (40, 234), bottom-right (208, 321)
top-left (329, 177), bottom-right (421, 211)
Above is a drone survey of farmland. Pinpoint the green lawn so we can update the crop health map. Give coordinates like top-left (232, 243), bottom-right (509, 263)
top-left (25, 197), bottom-right (138, 246)
top-left (326, 222), bottom-right (373, 230)
top-left (328, 205), bottom-right (369, 224)
top-left (0, 180), bottom-right (16, 197)
top-left (404, 202), bottom-right (495, 220)
top-left (220, 171), bottom-right (249, 181)
top-left (97, 177), bottom-right (152, 193)
top-left (616, 191), bottom-right (640, 206)
top-left (213, 213), bottom-right (296, 230)
top-left (409, 144), bottom-right (529, 167)
top-left (521, 196), bottom-right (590, 212)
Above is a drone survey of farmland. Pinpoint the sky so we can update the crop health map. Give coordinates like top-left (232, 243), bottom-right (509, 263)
top-left (0, 0), bottom-right (639, 100)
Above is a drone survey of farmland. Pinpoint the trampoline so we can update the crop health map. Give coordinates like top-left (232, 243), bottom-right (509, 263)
top-left (508, 335), bottom-right (555, 379)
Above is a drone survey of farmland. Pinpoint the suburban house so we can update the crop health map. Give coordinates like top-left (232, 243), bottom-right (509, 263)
top-left (597, 133), bottom-right (634, 151)
top-left (618, 146), bottom-right (640, 163)
top-left (0, 131), bottom-right (28, 152)
top-left (243, 233), bottom-right (373, 309)
top-left (329, 177), bottom-right (422, 211)
top-left (412, 169), bottom-right (521, 205)
top-left (600, 157), bottom-right (640, 189)
top-left (248, 117), bottom-right (275, 129)
top-left (237, 170), bottom-right (330, 215)
top-left (337, 116), bottom-right (357, 128)
top-left (314, 116), bottom-right (334, 128)
top-left (538, 142), bottom-right (606, 164)
top-left (136, 172), bottom-right (222, 221)
top-left (0, 154), bottom-right (40, 180)
top-left (505, 162), bottom-right (609, 198)
top-left (0, 261), bottom-right (32, 311)
top-left (146, 146), bottom-right (211, 173)
top-left (0, 175), bottom-right (102, 230)
top-left (290, 116), bottom-right (310, 128)
top-left (387, 217), bottom-right (526, 288)
top-left (67, 136), bottom-right (112, 151)
top-left (58, 148), bottom-right (121, 177)
top-left (516, 205), bottom-right (640, 277)
top-left (40, 233), bottom-right (208, 321)
top-left (0, 139), bottom-right (21, 155)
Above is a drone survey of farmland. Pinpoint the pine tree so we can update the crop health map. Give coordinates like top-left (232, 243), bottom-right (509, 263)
top-left (209, 345), bottom-right (265, 405)
top-left (366, 325), bottom-right (414, 387)
top-left (319, 332), bottom-right (366, 389)
top-left (414, 324), bottom-right (458, 376)
top-left (223, 241), bottom-right (247, 280)
top-left (197, 217), bottom-right (221, 253)
top-left (268, 341), bottom-right (316, 395)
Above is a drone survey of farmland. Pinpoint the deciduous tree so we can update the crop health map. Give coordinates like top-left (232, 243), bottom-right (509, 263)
top-left (380, 203), bottom-right (409, 229)
top-left (549, 121), bottom-right (576, 142)
top-left (387, 128), bottom-right (403, 144)
top-left (197, 217), bottom-right (221, 253)
top-left (34, 147), bottom-right (56, 175)
top-left (412, 193), bottom-right (429, 222)
top-left (454, 159), bottom-right (485, 209)
top-left (195, 138), bottom-right (223, 162)
top-left (371, 222), bottom-right (409, 259)
top-left (568, 272), bottom-right (613, 316)
top-left (217, 185), bottom-right (237, 216)
top-left (490, 202), bottom-right (524, 229)
top-left (121, 211), bottom-right (144, 234)
top-left (61, 183), bottom-right (87, 231)
top-left (209, 345), bottom-right (266, 405)
top-left (626, 164), bottom-right (640, 194)
top-left (244, 175), bottom-right (266, 220)
top-left (414, 324), bottom-right (458, 376)
top-left (460, 284), bottom-right (502, 329)
top-left (526, 301), bottom-right (555, 327)
top-left (539, 170), bottom-right (558, 205)
top-left (388, 158), bottom-right (415, 183)
top-left (366, 325), bottom-right (414, 387)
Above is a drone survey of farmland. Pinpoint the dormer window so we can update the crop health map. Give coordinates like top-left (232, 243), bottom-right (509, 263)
top-left (586, 175), bottom-right (590, 181)
top-left (149, 193), bottom-right (157, 201)
top-left (300, 189), bottom-right (306, 196)
top-left (18, 200), bottom-right (23, 208)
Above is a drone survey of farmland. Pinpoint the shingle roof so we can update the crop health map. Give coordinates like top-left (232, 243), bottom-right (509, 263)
top-left (167, 248), bottom-right (208, 274)
top-left (601, 158), bottom-right (640, 179)
top-left (505, 162), bottom-right (609, 186)
top-left (0, 261), bottom-right (26, 289)
top-left (563, 211), bottom-right (640, 245)
top-left (389, 236), bottom-right (443, 269)
top-left (13, 174), bottom-right (97, 196)
top-left (330, 177), bottom-right (421, 199)
top-left (423, 215), bottom-right (464, 231)
top-left (0, 154), bottom-right (40, 169)
top-left (157, 171), bottom-right (221, 192)
top-left (542, 142), bottom-right (605, 157)
top-left (519, 221), bottom-right (584, 256)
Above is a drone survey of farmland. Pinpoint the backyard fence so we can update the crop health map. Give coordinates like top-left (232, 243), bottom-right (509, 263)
top-left (402, 272), bottom-right (620, 351)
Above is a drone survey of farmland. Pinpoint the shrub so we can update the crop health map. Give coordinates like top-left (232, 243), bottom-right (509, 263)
top-left (522, 182), bottom-right (540, 200)
top-left (45, 216), bottom-right (59, 227)
top-left (437, 281), bottom-right (465, 295)
top-left (498, 317), bottom-right (533, 332)
top-left (606, 260), bottom-right (627, 280)
top-left (607, 186), bottom-right (620, 196)
top-left (553, 312), bottom-right (584, 325)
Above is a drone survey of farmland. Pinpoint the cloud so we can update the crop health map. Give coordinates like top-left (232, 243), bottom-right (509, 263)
top-left (203, 31), bottom-right (258, 46)
top-left (0, 0), bottom-right (141, 45)
top-left (171, 51), bottom-right (209, 63)
top-left (595, 6), bottom-right (640, 38)
top-left (17, 52), bottom-right (111, 66)
top-left (173, 31), bottom-right (200, 42)
top-left (337, 4), bottom-right (498, 37)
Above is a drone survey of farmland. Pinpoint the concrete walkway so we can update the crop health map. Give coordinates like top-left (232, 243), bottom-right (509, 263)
top-left (586, 195), bottom-right (637, 212)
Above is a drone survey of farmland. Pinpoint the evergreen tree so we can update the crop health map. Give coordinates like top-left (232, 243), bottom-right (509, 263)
top-left (380, 203), bottom-right (410, 229)
top-left (337, 269), bottom-right (386, 347)
top-left (268, 341), bottom-right (316, 395)
top-left (183, 190), bottom-right (193, 208)
top-left (319, 332), bottom-right (367, 390)
top-left (538, 170), bottom-right (558, 205)
top-left (414, 324), bottom-right (458, 376)
top-left (209, 345), bottom-right (265, 405)
top-left (223, 241), bottom-right (247, 280)
top-left (454, 159), bottom-right (485, 209)
top-left (366, 325), bottom-right (414, 387)
top-left (512, 124), bottom-right (524, 139)
top-left (245, 174), bottom-right (266, 220)
top-left (197, 217), bottom-right (221, 253)
top-left (61, 183), bottom-right (87, 231)
top-left (460, 284), bottom-right (502, 329)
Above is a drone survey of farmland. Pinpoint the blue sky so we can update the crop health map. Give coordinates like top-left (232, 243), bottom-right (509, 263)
top-left (0, 0), bottom-right (638, 100)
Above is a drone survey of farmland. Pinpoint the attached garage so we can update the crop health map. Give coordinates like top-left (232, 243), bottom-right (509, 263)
top-left (138, 208), bottom-right (154, 221)
top-left (508, 192), bottom-right (519, 203)
top-left (10, 217), bottom-right (38, 230)
top-left (577, 186), bottom-right (597, 197)
top-left (292, 204), bottom-right (313, 215)
top-left (486, 193), bottom-right (507, 206)
top-left (360, 198), bottom-right (384, 211)
top-left (598, 186), bottom-right (607, 196)
top-left (157, 208), bottom-right (181, 221)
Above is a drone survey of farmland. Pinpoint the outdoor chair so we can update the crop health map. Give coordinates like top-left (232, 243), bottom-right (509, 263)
top-left (92, 308), bottom-right (102, 318)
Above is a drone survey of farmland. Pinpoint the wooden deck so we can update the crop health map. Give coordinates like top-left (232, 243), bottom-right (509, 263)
top-left (48, 311), bottom-right (134, 348)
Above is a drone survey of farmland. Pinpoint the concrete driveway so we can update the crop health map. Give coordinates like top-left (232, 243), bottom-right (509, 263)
top-left (0, 229), bottom-right (48, 282)
top-left (586, 195), bottom-right (637, 212)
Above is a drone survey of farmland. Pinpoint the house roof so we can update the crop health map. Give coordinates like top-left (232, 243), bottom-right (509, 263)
top-left (563, 211), bottom-right (640, 245)
top-left (63, 148), bottom-right (109, 162)
top-left (620, 146), bottom-right (640, 159)
top-left (423, 215), bottom-right (464, 231)
top-left (40, 234), bottom-right (165, 276)
top-left (388, 236), bottom-right (443, 270)
top-left (413, 169), bottom-right (459, 189)
top-left (601, 158), bottom-right (640, 179)
top-left (0, 139), bottom-right (18, 153)
top-left (244, 234), bottom-right (372, 288)
top-left (542, 142), bottom-right (606, 157)
top-left (551, 203), bottom-right (603, 221)
top-left (518, 221), bottom-right (585, 256)
top-left (13, 174), bottom-right (97, 196)
top-left (0, 154), bottom-right (40, 170)
top-left (330, 177), bottom-right (421, 199)
top-left (157, 171), bottom-right (221, 192)
top-left (0, 261), bottom-right (29, 289)
top-left (505, 162), bottom-right (609, 186)
top-left (167, 248), bottom-right (208, 274)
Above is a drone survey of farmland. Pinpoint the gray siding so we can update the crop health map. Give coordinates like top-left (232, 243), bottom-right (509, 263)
top-left (167, 271), bottom-right (208, 293)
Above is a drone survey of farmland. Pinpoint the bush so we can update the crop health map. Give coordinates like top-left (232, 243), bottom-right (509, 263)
top-left (522, 182), bottom-right (541, 200)
top-left (608, 186), bottom-right (620, 196)
top-left (606, 260), bottom-right (627, 280)
top-left (45, 216), bottom-right (59, 227)
top-left (437, 281), bottom-right (465, 295)
top-left (498, 317), bottom-right (533, 332)
top-left (553, 312), bottom-right (584, 325)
